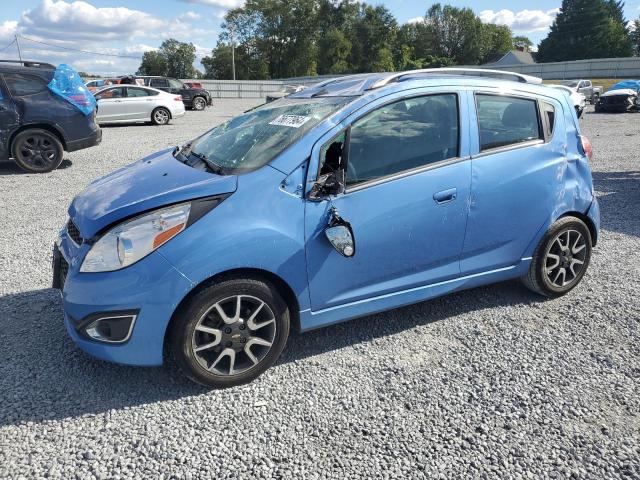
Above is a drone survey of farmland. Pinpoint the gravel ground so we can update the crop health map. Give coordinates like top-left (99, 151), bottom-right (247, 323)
top-left (0, 102), bottom-right (638, 479)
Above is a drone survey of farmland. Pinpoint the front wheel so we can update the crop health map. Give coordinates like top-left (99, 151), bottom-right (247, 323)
top-left (11, 129), bottom-right (64, 173)
top-left (522, 216), bottom-right (592, 298)
top-left (169, 277), bottom-right (290, 388)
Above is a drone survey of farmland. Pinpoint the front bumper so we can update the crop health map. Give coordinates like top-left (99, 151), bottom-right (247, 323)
top-left (54, 232), bottom-right (193, 366)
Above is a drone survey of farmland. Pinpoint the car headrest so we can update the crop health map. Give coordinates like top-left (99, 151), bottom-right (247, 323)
top-left (502, 103), bottom-right (535, 128)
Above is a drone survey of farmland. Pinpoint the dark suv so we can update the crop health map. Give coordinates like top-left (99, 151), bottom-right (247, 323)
top-left (135, 76), bottom-right (212, 110)
top-left (0, 60), bottom-right (101, 173)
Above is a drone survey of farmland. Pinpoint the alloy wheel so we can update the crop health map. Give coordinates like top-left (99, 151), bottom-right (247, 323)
top-left (191, 295), bottom-right (277, 376)
top-left (193, 97), bottom-right (205, 110)
top-left (154, 109), bottom-right (170, 124)
top-left (18, 134), bottom-right (58, 170)
top-left (544, 229), bottom-right (587, 288)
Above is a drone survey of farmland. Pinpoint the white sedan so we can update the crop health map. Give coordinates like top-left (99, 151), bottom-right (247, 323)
top-left (94, 85), bottom-right (185, 125)
top-left (548, 84), bottom-right (587, 118)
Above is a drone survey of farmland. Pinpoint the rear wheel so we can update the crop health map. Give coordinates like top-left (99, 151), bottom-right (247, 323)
top-left (192, 96), bottom-right (206, 111)
top-left (170, 277), bottom-right (290, 388)
top-left (151, 107), bottom-right (171, 125)
top-left (11, 129), bottom-right (64, 173)
top-left (522, 216), bottom-right (592, 298)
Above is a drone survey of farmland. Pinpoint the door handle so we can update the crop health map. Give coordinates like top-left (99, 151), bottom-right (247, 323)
top-left (433, 188), bottom-right (457, 204)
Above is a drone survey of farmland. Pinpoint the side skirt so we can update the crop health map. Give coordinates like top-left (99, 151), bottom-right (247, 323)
top-left (299, 259), bottom-right (532, 332)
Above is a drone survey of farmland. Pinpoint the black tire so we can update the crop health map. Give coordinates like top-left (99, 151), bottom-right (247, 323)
top-left (576, 106), bottom-right (584, 118)
top-left (169, 277), bottom-right (290, 388)
top-left (11, 129), bottom-right (64, 173)
top-left (522, 216), bottom-right (592, 298)
top-left (192, 96), bottom-right (206, 111)
top-left (151, 107), bottom-right (171, 125)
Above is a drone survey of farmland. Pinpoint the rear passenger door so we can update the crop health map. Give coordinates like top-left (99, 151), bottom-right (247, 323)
top-left (460, 92), bottom-right (566, 275)
top-left (305, 90), bottom-right (472, 311)
top-left (123, 87), bottom-right (155, 120)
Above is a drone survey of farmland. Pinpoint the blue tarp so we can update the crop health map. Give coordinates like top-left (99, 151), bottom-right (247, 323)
top-left (47, 64), bottom-right (96, 116)
top-left (609, 80), bottom-right (640, 92)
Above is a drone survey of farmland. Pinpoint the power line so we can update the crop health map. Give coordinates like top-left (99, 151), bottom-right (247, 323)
top-left (17, 34), bottom-right (143, 59)
top-left (0, 39), bottom-right (16, 53)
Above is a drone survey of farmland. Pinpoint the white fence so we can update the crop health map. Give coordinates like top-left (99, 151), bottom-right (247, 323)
top-left (183, 57), bottom-right (640, 99)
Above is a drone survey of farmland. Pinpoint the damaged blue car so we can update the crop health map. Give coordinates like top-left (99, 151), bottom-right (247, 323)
top-left (53, 68), bottom-right (600, 387)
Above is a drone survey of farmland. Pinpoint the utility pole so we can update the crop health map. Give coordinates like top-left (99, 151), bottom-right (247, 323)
top-left (229, 25), bottom-right (236, 81)
top-left (15, 34), bottom-right (22, 62)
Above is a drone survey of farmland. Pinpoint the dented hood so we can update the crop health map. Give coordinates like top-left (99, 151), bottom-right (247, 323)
top-left (69, 148), bottom-right (237, 238)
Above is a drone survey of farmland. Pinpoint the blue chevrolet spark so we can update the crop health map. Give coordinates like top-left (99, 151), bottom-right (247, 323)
top-left (53, 69), bottom-right (600, 387)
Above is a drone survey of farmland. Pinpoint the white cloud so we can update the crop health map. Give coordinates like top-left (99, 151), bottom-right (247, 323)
top-left (181, 0), bottom-right (244, 8)
top-left (479, 9), bottom-right (560, 32)
top-left (20, 0), bottom-right (165, 41)
top-left (407, 16), bottom-right (424, 24)
top-left (179, 11), bottom-right (202, 21)
top-left (0, 20), bottom-right (18, 41)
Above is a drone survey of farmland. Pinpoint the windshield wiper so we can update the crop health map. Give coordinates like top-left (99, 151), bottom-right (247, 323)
top-left (189, 151), bottom-right (226, 175)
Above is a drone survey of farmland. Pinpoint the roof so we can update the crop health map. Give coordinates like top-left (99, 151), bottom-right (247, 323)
top-left (483, 50), bottom-right (535, 67)
top-left (290, 69), bottom-right (544, 99)
top-left (0, 60), bottom-right (55, 76)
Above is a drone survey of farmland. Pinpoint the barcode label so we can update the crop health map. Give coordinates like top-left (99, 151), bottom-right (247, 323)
top-left (269, 115), bottom-right (311, 128)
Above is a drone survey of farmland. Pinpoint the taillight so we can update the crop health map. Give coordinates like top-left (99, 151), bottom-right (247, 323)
top-left (580, 135), bottom-right (593, 161)
top-left (174, 96), bottom-right (182, 102)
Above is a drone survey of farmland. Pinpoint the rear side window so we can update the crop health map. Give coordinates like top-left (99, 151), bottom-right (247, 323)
top-left (541, 102), bottom-right (556, 138)
top-left (476, 94), bottom-right (541, 151)
top-left (150, 78), bottom-right (169, 88)
top-left (126, 87), bottom-right (151, 97)
top-left (3, 73), bottom-right (48, 96)
top-left (346, 94), bottom-right (459, 186)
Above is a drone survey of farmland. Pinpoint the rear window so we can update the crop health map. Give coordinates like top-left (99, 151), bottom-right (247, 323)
top-left (4, 73), bottom-right (48, 96)
top-left (476, 94), bottom-right (541, 151)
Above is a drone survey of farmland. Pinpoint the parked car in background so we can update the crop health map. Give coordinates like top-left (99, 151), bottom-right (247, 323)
top-left (266, 84), bottom-right (307, 103)
top-left (548, 84), bottom-right (587, 117)
top-left (94, 85), bottom-right (185, 125)
top-left (559, 79), bottom-right (602, 104)
top-left (54, 69), bottom-right (599, 388)
top-left (0, 60), bottom-right (101, 173)
top-left (85, 78), bottom-right (119, 92)
top-left (135, 76), bottom-right (212, 111)
top-left (595, 80), bottom-right (640, 113)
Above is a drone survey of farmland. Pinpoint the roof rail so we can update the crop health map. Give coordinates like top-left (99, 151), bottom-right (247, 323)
top-left (0, 59), bottom-right (55, 69)
top-left (368, 68), bottom-right (543, 89)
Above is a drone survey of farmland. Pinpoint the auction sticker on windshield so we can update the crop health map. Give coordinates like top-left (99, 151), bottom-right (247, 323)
top-left (269, 115), bottom-right (312, 128)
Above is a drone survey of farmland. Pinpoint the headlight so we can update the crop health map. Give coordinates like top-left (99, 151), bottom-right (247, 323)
top-left (81, 203), bottom-right (191, 273)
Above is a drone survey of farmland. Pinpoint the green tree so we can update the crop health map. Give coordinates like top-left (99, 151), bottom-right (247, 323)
top-left (480, 23), bottom-right (513, 63)
top-left (537, 0), bottom-right (632, 62)
top-left (427, 4), bottom-right (484, 65)
top-left (160, 39), bottom-right (197, 78)
top-left (349, 5), bottom-right (398, 72)
top-left (317, 27), bottom-right (352, 74)
top-left (632, 18), bottom-right (640, 56)
top-left (513, 35), bottom-right (533, 52)
top-left (137, 50), bottom-right (167, 76)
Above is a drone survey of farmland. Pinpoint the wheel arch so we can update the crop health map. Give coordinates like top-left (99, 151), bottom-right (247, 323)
top-left (9, 123), bottom-right (67, 151)
top-left (558, 211), bottom-right (598, 246)
top-left (163, 267), bottom-right (301, 358)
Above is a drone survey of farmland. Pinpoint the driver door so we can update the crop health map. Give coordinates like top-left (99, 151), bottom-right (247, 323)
top-left (95, 87), bottom-right (127, 122)
top-left (304, 90), bottom-right (472, 312)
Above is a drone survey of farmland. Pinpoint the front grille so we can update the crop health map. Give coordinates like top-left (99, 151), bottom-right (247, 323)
top-left (67, 219), bottom-right (83, 245)
top-left (602, 96), bottom-right (627, 105)
top-left (59, 255), bottom-right (69, 288)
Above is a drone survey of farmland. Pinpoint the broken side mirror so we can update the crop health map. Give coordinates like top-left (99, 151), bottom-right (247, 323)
top-left (309, 169), bottom-right (345, 200)
top-left (324, 208), bottom-right (355, 257)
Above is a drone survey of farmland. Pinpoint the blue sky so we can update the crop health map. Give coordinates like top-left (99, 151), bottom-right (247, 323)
top-left (1, 0), bottom-right (639, 75)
